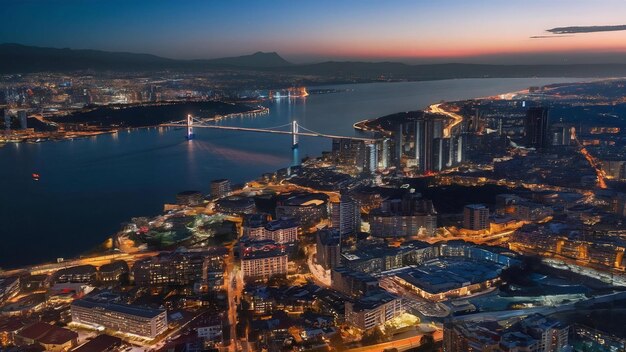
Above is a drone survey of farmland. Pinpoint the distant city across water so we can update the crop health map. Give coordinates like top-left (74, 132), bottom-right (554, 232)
top-left (0, 77), bottom-right (585, 268)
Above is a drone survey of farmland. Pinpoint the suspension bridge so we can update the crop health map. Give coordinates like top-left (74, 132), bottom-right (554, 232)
top-left (161, 115), bottom-right (379, 149)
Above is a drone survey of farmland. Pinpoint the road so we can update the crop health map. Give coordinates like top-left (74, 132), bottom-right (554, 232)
top-left (306, 245), bottom-right (331, 287)
top-left (224, 243), bottom-right (245, 352)
top-left (345, 330), bottom-right (443, 352)
top-left (0, 251), bottom-right (159, 277)
top-left (428, 103), bottom-right (463, 138)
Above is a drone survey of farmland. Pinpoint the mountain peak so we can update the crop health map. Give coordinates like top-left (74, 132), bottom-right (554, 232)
top-left (206, 51), bottom-right (291, 67)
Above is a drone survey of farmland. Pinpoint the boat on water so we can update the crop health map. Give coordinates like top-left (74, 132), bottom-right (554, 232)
top-left (32, 173), bottom-right (40, 181)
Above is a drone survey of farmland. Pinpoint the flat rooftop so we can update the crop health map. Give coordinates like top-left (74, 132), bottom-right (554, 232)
top-left (72, 298), bottom-right (165, 319)
top-left (395, 258), bottom-right (504, 294)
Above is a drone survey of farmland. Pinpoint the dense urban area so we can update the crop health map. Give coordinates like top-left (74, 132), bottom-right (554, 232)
top-left (2, 73), bottom-right (626, 352)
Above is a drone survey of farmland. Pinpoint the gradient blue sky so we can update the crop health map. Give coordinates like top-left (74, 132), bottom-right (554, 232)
top-left (2, 0), bottom-right (626, 63)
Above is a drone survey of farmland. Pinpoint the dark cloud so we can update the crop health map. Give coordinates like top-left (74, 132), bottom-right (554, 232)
top-left (530, 35), bottom-right (573, 39)
top-left (547, 25), bottom-right (626, 34)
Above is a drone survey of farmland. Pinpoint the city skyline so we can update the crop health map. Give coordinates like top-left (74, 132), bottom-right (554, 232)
top-left (2, 0), bottom-right (626, 64)
top-left (2, 2), bottom-right (626, 351)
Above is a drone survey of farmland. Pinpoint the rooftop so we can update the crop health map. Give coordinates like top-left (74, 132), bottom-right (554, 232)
top-left (71, 334), bottom-right (122, 352)
top-left (72, 298), bottom-right (166, 319)
top-left (17, 322), bottom-right (78, 345)
top-left (395, 258), bottom-right (503, 294)
top-left (350, 290), bottom-right (398, 311)
top-left (265, 217), bottom-right (299, 231)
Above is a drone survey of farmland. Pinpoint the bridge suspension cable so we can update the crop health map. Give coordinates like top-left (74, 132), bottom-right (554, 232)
top-left (162, 115), bottom-right (379, 143)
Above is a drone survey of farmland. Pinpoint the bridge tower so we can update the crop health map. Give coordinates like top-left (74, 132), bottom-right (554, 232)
top-left (186, 114), bottom-right (195, 140)
top-left (291, 120), bottom-right (299, 149)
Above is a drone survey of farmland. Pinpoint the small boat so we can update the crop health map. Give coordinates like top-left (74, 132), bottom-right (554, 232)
top-left (32, 173), bottom-right (40, 181)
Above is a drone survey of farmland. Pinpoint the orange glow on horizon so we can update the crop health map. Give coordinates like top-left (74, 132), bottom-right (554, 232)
top-left (289, 31), bottom-right (626, 62)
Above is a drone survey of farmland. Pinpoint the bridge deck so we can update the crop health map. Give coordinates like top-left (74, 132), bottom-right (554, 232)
top-left (161, 123), bottom-right (379, 142)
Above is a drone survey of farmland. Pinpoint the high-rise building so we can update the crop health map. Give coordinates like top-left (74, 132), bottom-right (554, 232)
top-left (2, 109), bottom-right (10, 131)
top-left (380, 138), bottom-right (391, 169)
top-left (365, 142), bottom-right (378, 172)
top-left (395, 123), bottom-right (404, 167)
top-left (525, 107), bottom-right (549, 149)
top-left (316, 229), bottom-right (341, 270)
top-left (330, 195), bottom-right (361, 236)
top-left (412, 117), bottom-right (445, 172)
top-left (17, 110), bottom-right (27, 130)
top-left (433, 137), bottom-right (451, 172)
top-left (550, 123), bottom-right (575, 146)
top-left (210, 179), bottom-right (231, 199)
top-left (332, 138), bottom-right (368, 171)
top-left (463, 204), bottom-right (489, 231)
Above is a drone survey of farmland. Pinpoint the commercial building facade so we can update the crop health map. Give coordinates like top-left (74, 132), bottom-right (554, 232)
top-left (71, 299), bottom-right (168, 339)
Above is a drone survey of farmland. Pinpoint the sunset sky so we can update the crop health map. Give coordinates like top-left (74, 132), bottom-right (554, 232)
top-left (3, 0), bottom-right (626, 63)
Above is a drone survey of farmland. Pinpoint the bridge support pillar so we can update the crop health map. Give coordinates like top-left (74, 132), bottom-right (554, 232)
top-left (187, 114), bottom-right (195, 140)
top-left (291, 120), bottom-right (299, 149)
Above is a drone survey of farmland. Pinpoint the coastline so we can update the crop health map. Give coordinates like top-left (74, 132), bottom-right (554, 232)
top-left (2, 95), bottom-right (475, 275)
top-left (0, 77), bottom-right (587, 273)
top-left (0, 102), bottom-right (268, 145)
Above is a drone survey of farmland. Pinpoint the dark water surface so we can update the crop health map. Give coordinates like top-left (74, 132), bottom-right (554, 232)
top-left (0, 78), bottom-right (583, 268)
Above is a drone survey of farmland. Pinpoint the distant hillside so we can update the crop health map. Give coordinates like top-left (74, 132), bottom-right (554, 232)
top-left (0, 43), bottom-right (176, 72)
top-left (0, 44), bottom-right (291, 72)
top-left (2, 43), bottom-right (626, 80)
top-left (197, 51), bottom-right (292, 67)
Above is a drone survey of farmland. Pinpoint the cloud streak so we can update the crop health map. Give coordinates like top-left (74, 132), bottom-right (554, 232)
top-left (530, 35), bottom-right (573, 39)
top-left (547, 25), bottom-right (626, 34)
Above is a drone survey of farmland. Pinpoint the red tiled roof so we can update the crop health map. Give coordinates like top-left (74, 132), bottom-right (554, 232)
top-left (18, 322), bottom-right (77, 345)
top-left (0, 317), bottom-right (27, 332)
top-left (71, 334), bottom-right (121, 352)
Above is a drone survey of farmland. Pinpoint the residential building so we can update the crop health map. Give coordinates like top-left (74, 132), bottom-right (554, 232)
top-left (330, 194), bottom-right (361, 236)
top-left (344, 291), bottom-right (403, 330)
top-left (316, 229), bottom-right (341, 270)
top-left (240, 240), bottom-right (288, 280)
top-left (463, 204), bottom-right (489, 231)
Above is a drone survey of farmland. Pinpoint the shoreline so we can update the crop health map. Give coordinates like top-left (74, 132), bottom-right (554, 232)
top-left (0, 78), bottom-right (586, 273)
top-left (0, 102), bottom-right (269, 145)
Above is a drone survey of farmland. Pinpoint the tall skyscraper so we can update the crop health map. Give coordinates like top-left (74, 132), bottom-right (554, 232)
top-left (2, 109), bottom-right (10, 131)
top-left (380, 138), bottom-right (391, 169)
top-left (330, 194), bottom-right (361, 236)
top-left (413, 117), bottom-right (445, 172)
top-left (433, 137), bottom-right (451, 172)
top-left (332, 138), bottom-right (367, 171)
top-left (525, 107), bottom-right (549, 149)
top-left (395, 123), bottom-right (404, 167)
top-left (463, 204), bottom-right (489, 231)
top-left (365, 143), bottom-right (378, 172)
top-left (17, 110), bottom-right (27, 130)
top-left (316, 229), bottom-right (341, 270)
top-left (550, 123), bottom-right (575, 146)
